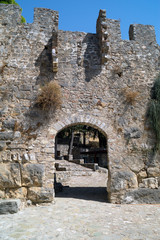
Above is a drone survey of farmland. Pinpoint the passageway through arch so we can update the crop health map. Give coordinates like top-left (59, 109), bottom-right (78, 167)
top-left (54, 123), bottom-right (109, 202)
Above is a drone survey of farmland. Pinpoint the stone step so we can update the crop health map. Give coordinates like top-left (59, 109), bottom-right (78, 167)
top-left (55, 160), bottom-right (95, 186)
top-left (69, 159), bottom-right (84, 164)
top-left (55, 171), bottom-right (93, 186)
top-left (0, 199), bottom-right (22, 215)
top-left (56, 167), bottom-right (67, 171)
top-left (56, 171), bottom-right (93, 176)
top-left (56, 165), bottom-right (93, 172)
top-left (54, 160), bottom-right (108, 192)
top-left (55, 161), bottom-right (94, 172)
top-left (55, 160), bottom-right (97, 172)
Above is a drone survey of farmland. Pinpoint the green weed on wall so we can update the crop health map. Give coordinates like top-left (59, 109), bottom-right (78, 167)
top-left (147, 74), bottom-right (160, 151)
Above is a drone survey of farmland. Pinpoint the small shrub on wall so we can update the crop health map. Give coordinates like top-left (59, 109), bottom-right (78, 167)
top-left (36, 81), bottom-right (62, 111)
top-left (147, 74), bottom-right (160, 151)
top-left (122, 87), bottom-right (139, 104)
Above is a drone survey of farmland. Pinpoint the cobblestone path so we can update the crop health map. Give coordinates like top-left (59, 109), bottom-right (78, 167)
top-left (0, 172), bottom-right (160, 240)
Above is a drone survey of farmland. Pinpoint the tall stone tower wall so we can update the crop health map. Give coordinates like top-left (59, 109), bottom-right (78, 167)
top-left (0, 4), bottom-right (160, 204)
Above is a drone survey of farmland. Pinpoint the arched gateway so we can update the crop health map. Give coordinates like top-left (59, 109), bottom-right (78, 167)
top-left (0, 5), bottom-right (160, 205)
top-left (48, 114), bottom-right (126, 203)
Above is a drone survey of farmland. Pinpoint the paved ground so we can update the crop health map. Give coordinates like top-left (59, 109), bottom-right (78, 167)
top-left (1, 172), bottom-right (160, 240)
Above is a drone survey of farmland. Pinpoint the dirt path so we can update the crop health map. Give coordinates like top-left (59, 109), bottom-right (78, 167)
top-left (1, 172), bottom-right (160, 240)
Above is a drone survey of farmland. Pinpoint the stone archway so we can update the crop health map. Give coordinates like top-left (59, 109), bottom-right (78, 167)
top-left (49, 114), bottom-right (122, 202)
top-left (38, 114), bottom-right (139, 203)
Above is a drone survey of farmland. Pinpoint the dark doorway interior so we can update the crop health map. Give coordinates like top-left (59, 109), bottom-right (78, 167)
top-left (55, 124), bottom-right (108, 168)
top-left (54, 124), bottom-right (109, 202)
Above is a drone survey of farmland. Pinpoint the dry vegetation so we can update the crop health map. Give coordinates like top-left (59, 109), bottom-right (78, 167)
top-left (36, 81), bottom-right (62, 111)
top-left (122, 87), bottom-right (139, 104)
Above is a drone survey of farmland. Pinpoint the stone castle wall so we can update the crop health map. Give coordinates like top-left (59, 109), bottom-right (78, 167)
top-left (0, 5), bottom-right (160, 203)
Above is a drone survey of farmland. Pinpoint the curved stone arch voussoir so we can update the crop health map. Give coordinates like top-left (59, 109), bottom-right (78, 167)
top-left (53, 114), bottom-right (115, 139)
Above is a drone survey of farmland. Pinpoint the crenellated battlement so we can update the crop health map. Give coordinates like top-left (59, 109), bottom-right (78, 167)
top-left (0, 4), bottom-right (21, 26)
top-left (0, 4), bottom-right (158, 45)
top-left (33, 8), bottom-right (59, 31)
top-left (96, 9), bottom-right (158, 64)
top-left (96, 9), bottom-right (122, 63)
top-left (0, 4), bottom-right (59, 31)
top-left (129, 24), bottom-right (157, 44)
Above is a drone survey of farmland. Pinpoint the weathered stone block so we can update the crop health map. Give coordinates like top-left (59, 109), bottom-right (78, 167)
top-left (14, 131), bottom-right (21, 139)
top-left (109, 170), bottom-right (138, 192)
top-left (0, 199), bottom-right (21, 215)
top-left (0, 150), bottom-right (11, 162)
top-left (123, 157), bottom-right (144, 173)
top-left (147, 167), bottom-right (160, 177)
top-left (3, 119), bottom-right (16, 130)
top-left (0, 141), bottom-right (6, 151)
top-left (101, 21), bottom-right (107, 29)
top-left (0, 107), bottom-right (8, 117)
top-left (11, 153), bottom-right (21, 162)
top-left (29, 153), bottom-right (36, 161)
top-left (22, 153), bottom-right (30, 163)
top-left (102, 42), bottom-right (109, 52)
top-left (27, 187), bottom-right (53, 203)
top-left (102, 53), bottom-right (110, 63)
top-left (124, 127), bottom-right (141, 139)
top-left (21, 164), bottom-right (45, 187)
top-left (0, 190), bottom-right (5, 198)
top-left (141, 177), bottom-right (158, 189)
top-left (123, 189), bottom-right (160, 204)
top-left (0, 131), bottom-right (14, 140)
top-left (0, 163), bottom-right (21, 190)
top-left (137, 170), bottom-right (147, 182)
top-left (5, 187), bottom-right (27, 199)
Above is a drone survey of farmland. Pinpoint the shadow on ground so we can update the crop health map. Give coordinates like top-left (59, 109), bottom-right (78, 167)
top-left (56, 186), bottom-right (109, 203)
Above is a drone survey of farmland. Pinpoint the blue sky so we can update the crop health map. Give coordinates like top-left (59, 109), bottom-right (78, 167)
top-left (16, 0), bottom-right (160, 44)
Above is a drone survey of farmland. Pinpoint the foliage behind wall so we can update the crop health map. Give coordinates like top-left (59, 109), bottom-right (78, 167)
top-left (147, 74), bottom-right (160, 151)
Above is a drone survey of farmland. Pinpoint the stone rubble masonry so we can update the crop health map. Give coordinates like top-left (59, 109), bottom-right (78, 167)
top-left (0, 163), bottom-right (21, 190)
top-left (0, 4), bottom-right (21, 26)
top-left (129, 24), bottom-right (157, 44)
top-left (0, 4), bottom-right (160, 204)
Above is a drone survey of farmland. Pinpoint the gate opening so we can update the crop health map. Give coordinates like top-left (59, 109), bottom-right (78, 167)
top-left (55, 124), bottom-right (108, 167)
top-left (54, 124), bottom-right (109, 202)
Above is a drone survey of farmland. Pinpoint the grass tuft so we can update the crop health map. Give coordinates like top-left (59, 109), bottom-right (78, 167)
top-left (122, 87), bottom-right (139, 104)
top-left (36, 81), bottom-right (62, 111)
